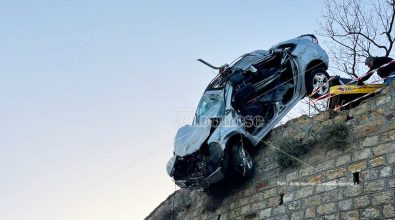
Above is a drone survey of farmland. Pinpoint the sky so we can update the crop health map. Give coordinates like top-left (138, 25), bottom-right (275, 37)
top-left (1, 1), bottom-right (328, 219)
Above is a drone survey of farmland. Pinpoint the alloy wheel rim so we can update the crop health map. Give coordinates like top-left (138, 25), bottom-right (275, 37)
top-left (313, 73), bottom-right (329, 95)
top-left (239, 147), bottom-right (253, 169)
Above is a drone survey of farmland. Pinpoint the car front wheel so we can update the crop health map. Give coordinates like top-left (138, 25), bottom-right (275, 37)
top-left (231, 142), bottom-right (254, 179)
top-left (307, 68), bottom-right (330, 98)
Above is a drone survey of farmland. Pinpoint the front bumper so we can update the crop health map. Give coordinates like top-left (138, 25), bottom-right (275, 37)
top-left (175, 167), bottom-right (225, 189)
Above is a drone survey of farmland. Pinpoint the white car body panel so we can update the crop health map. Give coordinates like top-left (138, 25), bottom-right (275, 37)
top-left (173, 123), bottom-right (211, 157)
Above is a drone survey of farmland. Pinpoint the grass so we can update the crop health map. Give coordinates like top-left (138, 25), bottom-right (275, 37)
top-left (276, 138), bottom-right (311, 169)
top-left (321, 122), bottom-right (349, 148)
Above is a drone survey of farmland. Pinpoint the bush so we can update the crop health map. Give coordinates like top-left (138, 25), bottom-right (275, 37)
top-left (275, 138), bottom-right (311, 169)
top-left (321, 122), bottom-right (349, 148)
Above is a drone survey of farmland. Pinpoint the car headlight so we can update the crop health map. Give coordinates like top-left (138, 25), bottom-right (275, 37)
top-left (166, 156), bottom-right (176, 177)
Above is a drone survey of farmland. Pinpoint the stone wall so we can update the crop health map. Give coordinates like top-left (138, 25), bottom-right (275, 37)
top-left (147, 85), bottom-right (395, 220)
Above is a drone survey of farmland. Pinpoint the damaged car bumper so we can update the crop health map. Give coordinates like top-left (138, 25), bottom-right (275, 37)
top-left (175, 167), bottom-right (225, 189)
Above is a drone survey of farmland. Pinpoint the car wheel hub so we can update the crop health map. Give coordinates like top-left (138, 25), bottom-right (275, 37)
top-left (239, 147), bottom-right (253, 170)
top-left (313, 73), bottom-right (329, 95)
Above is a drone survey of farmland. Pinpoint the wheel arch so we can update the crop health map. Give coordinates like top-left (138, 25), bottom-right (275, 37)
top-left (224, 133), bottom-right (254, 156)
top-left (305, 59), bottom-right (328, 74)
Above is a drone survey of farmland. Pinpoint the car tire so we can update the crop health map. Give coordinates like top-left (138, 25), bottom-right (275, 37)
top-left (230, 142), bottom-right (254, 179)
top-left (306, 68), bottom-right (330, 98)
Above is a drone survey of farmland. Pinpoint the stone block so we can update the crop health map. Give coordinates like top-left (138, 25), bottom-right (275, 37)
top-left (272, 214), bottom-right (288, 220)
top-left (348, 161), bottom-right (367, 172)
top-left (379, 129), bottom-right (395, 143)
top-left (238, 197), bottom-right (250, 207)
top-left (373, 142), bottom-right (395, 155)
top-left (317, 202), bottom-right (336, 215)
top-left (361, 169), bottom-right (379, 180)
top-left (343, 185), bottom-right (362, 198)
top-left (369, 156), bottom-right (386, 167)
top-left (380, 166), bottom-right (392, 177)
top-left (387, 152), bottom-right (395, 163)
top-left (262, 162), bottom-right (279, 172)
top-left (255, 181), bottom-right (270, 192)
top-left (371, 107), bottom-right (385, 117)
top-left (361, 207), bottom-right (381, 219)
top-left (349, 102), bottom-right (371, 117)
top-left (272, 206), bottom-right (286, 215)
top-left (321, 189), bottom-right (343, 203)
top-left (267, 197), bottom-right (279, 207)
top-left (291, 211), bottom-right (303, 220)
top-left (299, 167), bottom-right (316, 177)
top-left (361, 135), bottom-right (378, 147)
top-left (307, 174), bottom-right (324, 183)
top-left (263, 188), bottom-right (278, 199)
top-left (315, 159), bottom-right (335, 171)
top-left (364, 179), bottom-right (385, 192)
top-left (372, 192), bottom-right (393, 205)
top-left (303, 194), bottom-right (321, 207)
top-left (242, 185), bottom-right (256, 198)
top-left (262, 168), bottom-right (281, 180)
top-left (354, 113), bottom-right (369, 122)
top-left (275, 186), bottom-right (289, 195)
top-left (229, 201), bottom-right (238, 210)
top-left (304, 207), bottom-right (316, 218)
top-left (240, 205), bottom-right (251, 215)
top-left (376, 95), bottom-right (391, 106)
top-left (352, 119), bottom-right (384, 139)
top-left (312, 111), bottom-right (334, 122)
top-left (352, 148), bottom-right (373, 161)
top-left (383, 204), bottom-right (395, 218)
top-left (336, 154), bottom-right (351, 166)
top-left (308, 154), bottom-right (326, 165)
top-left (285, 171), bottom-right (298, 181)
top-left (250, 192), bottom-right (264, 203)
top-left (326, 148), bottom-right (343, 159)
top-left (325, 213), bottom-right (340, 220)
top-left (338, 199), bottom-right (352, 211)
top-left (294, 186), bottom-right (314, 200)
top-left (326, 167), bottom-right (346, 180)
top-left (229, 207), bottom-right (241, 219)
top-left (340, 210), bottom-right (359, 220)
top-left (258, 208), bottom-right (272, 219)
top-left (243, 213), bottom-right (258, 220)
top-left (250, 201), bottom-right (266, 211)
top-left (352, 195), bottom-right (369, 208)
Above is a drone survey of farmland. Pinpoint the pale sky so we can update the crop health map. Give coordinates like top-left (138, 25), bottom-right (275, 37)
top-left (1, 1), bottom-right (327, 219)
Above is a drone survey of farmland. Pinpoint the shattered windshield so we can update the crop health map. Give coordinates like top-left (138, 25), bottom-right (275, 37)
top-left (232, 50), bottom-right (269, 70)
top-left (194, 89), bottom-right (225, 125)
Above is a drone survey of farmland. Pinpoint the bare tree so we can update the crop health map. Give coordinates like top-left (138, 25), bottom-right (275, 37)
top-left (318, 0), bottom-right (395, 78)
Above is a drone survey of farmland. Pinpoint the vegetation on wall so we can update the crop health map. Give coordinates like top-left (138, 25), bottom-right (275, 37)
top-left (275, 121), bottom-right (349, 169)
top-left (321, 122), bottom-right (350, 148)
top-left (275, 138), bottom-right (312, 169)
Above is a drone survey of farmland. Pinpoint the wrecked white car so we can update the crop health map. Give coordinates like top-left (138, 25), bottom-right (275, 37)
top-left (167, 35), bottom-right (330, 189)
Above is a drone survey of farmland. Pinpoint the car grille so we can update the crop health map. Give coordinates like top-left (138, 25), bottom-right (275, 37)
top-left (173, 152), bottom-right (208, 180)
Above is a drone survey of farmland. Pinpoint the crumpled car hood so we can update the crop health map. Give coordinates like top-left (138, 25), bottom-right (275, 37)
top-left (173, 123), bottom-right (211, 157)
